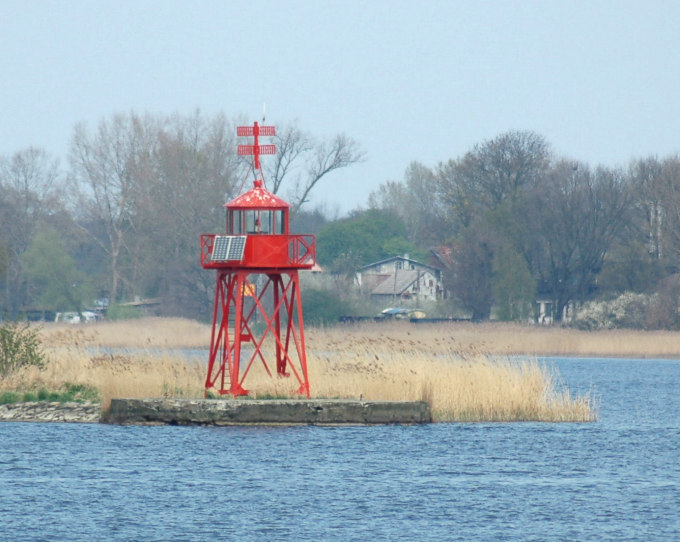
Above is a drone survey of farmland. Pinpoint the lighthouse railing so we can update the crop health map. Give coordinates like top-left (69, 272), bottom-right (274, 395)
top-left (288, 234), bottom-right (315, 266)
top-left (200, 233), bottom-right (316, 269)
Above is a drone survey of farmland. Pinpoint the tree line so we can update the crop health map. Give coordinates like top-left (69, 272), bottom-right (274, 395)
top-left (0, 111), bottom-right (362, 320)
top-left (359, 131), bottom-right (680, 326)
top-left (3, 113), bottom-right (680, 328)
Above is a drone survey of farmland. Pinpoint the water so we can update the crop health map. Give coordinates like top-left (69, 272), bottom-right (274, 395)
top-left (1, 358), bottom-right (679, 541)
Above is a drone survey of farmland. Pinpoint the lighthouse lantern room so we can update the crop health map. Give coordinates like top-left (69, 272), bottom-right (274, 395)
top-left (200, 121), bottom-right (315, 397)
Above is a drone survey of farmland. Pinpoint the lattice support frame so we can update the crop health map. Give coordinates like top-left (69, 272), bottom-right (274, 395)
top-left (204, 268), bottom-right (310, 398)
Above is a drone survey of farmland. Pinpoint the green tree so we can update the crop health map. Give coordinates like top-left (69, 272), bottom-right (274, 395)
top-left (368, 161), bottom-right (445, 246)
top-left (0, 147), bottom-right (64, 316)
top-left (21, 230), bottom-right (93, 312)
top-left (492, 243), bottom-right (536, 321)
top-left (316, 209), bottom-right (424, 267)
top-left (289, 206), bottom-right (330, 235)
top-left (302, 288), bottom-right (352, 326)
top-left (446, 220), bottom-right (494, 321)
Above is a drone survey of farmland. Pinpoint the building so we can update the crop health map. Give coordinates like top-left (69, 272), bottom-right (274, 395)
top-left (356, 255), bottom-right (444, 304)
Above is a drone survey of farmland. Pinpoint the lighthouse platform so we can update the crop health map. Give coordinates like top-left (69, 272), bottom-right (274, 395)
top-left (103, 398), bottom-right (431, 426)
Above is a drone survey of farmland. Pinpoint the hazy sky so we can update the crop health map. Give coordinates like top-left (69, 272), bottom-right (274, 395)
top-left (2, 1), bottom-right (680, 214)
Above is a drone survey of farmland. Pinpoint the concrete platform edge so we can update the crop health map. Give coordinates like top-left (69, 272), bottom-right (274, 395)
top-left (103, 398), bottom-right (432, 426)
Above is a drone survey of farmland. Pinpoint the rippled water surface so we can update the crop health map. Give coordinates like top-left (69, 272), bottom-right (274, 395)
top-left (2, 358), bottom-right (679, 541)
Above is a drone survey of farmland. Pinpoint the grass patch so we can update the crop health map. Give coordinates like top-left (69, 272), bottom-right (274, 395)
top-left (0, 391), bottom-right (20, 404)
top-left (0, 382), bottom-right (100, 405)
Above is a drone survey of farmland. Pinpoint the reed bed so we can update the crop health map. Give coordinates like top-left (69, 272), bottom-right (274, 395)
top-left (413, 321), bottom-right (680, 359)
top-left (1, 347), bottom-right (206, 410)
top-left (0, 317), bottom-right (636, 421)
top-left (37, 318), bottom-right (680, 358)
top-left (247, 326), bottom-right (595, 422)
top-left (242, 347), bottom-right (594, 422)
top-left (40, 318), bottom-right (211, 349)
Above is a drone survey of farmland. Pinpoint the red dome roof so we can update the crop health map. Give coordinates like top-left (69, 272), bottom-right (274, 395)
top-left (226, 180), bottom-right (290, 209)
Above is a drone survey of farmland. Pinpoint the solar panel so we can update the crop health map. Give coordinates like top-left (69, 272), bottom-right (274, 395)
top-left (211, 236), bottom-right (247, 262)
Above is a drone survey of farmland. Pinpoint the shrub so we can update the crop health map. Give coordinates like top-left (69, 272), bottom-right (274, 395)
top-left (61, 382), bottom-right (100, 402)
top-left (571, 292), bottom-right (650, 330)
top-left (302, 288), bottom-right (352, 326)
top-left (0, 391), bottom-right (20, 404)
top-left (105, 304), bottom-right (141, 321)
top-left (0, 321), bottom-right (46, 377)
top-left (646, 274), bottom-right (680, 330)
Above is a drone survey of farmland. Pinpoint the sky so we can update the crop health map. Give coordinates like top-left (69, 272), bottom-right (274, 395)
top-left (2, 0), bottom-right (680, 215)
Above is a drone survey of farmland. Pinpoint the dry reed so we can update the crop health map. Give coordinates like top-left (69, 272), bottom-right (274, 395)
top-left (2, 347), bottom-right (206, 410)
top-left (0, 318), bottom-right (621, 421)
top-left (413, 321), bottom-right (680, 359)
top-left (298, 326), bottom-right (593, 422)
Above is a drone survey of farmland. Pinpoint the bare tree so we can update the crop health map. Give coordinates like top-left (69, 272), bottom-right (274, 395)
top-left (446, 218), bottom-right (495, 321)
top-left (598, 156), bottom-right (680, 296)
top-left (263, 123), bottom-right (364, 213)
top-left (529, 162), bottom-right (632, 320)
top-left (369, 161), bottom-right (444, 245)
top-left (266, 124), bottom-right (311, 195)
top-left (1, 147), bottom-right (60, 197)
top-left (432, 131), bottom-right (550, 319)
top-left (648, 156), bottom-right (680, 268)
top-left (69, 112), bottom-right (360, 316)
top-left (0, 148), bottom-right (63, 315)
top-left (69, 113), bottom-right (158, 303)
top-left (471, 130), bottom-right (550, 206)
top-left (137, 112), bottom-right (240, 317)
top-left (436, 131), bottom-right (551, 232)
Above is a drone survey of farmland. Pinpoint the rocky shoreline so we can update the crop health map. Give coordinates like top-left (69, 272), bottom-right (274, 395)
top-left (0, 401), bottom-right (101, 423)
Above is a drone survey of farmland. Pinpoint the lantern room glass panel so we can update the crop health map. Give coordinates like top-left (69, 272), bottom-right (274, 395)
top-left (260, 210), bottom-right (272, 234)
top-left (274, 210), bottom-right (285, 234)
top-left (245, 211), bottom-right (257, 234)
top-left (228, 210), bottom-right (243, 234)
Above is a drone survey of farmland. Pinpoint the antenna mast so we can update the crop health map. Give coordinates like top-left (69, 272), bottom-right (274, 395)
top-left (237, 121), bottom-right (276, 181)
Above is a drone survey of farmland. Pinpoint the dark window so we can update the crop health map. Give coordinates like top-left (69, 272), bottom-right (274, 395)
top-left (260, 210), bottom-right (272, 234)
top-left (245, 210), bottom-right (257, 234)
top-left (274, 210), bottom-right (285, 234)
top-left (229, 210), bottom-right (243, 234)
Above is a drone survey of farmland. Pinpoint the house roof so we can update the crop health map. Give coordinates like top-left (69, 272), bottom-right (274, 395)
top-left (370, 269), bottom-right (421, 295)
top-left (429, 247), bottom-right (454, 269)
top-left (358, 255), bottom-right (441, 273)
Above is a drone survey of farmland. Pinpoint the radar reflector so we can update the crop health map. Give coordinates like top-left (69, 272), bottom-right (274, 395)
top-left (237, 125), bottom-right (276, 137)
top-left (236, 122), bottom-right (276, 171)
top-left (238, 144), bottom-right (276, 156)
top-left (211, 236), bottom-right (247, 262)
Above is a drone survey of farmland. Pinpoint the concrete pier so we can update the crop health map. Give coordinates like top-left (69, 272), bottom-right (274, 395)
top-left (104, 398), bottom-right (431, 426)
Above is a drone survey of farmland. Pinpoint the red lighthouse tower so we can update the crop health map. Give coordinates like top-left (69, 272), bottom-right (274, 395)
top-left (200, 122), bottom-right (315, 398)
